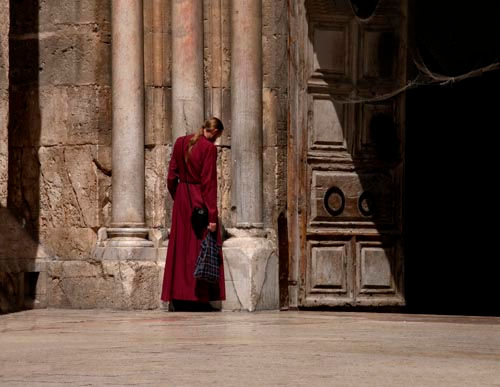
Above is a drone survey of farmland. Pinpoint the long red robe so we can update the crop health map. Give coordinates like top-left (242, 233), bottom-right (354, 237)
top-left (161, 134), bottom-right (226, 302)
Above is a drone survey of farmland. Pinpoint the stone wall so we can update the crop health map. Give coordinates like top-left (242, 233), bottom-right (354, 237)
top-left (4, 0), bottom-right (113, 310)
top-left (8, 0), bottom-right (111, 257)
top-left (1, 0), bottom-right (288, 311)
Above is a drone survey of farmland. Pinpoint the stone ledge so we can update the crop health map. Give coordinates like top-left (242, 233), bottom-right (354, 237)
top-left (0, 258), bottom-right (49, 273)
top-left (92, 246), bottom-right (167, 261)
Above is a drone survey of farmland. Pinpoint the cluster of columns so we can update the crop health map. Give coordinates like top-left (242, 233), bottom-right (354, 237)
top-left (109, 0), bottom-right (263, 243)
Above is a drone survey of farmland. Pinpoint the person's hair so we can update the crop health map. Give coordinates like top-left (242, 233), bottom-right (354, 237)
top-left (186, 117), bottom-right (224, 161)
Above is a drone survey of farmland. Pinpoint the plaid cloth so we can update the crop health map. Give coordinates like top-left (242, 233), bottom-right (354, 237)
top-left (194, 232), bottom-right (220, 283)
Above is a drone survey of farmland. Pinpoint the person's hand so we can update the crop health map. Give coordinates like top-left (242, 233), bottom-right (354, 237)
top-left (207, 222), bottom-right (217, 232)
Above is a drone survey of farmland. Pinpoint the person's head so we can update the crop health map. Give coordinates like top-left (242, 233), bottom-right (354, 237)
top-left (202, 117), bottom-right (224, 142)
top-left (187, 117), bottom-right (224, 159)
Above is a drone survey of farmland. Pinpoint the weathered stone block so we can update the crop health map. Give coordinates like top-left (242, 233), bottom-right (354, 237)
top-left (218, 147), bottom-right (234, 228)
top-left (262, 146), bottom-right (287, 228)
top-left (10, 0), bottom-right (110, 34)
top-left (221, 0), bottom-right (231, 87)
top-left (64, 146), bottom-right (99, 226)
top-left (37, 26), bottom-right (111, 86)
top-left (48, 260), bottom-right (162, 310)
top-left (9, 84), bottom-right (111, 147)
top-left (96, 145), bottom-right (112, 227)
top-left (145, 145), bottom-right (169, 229)
top-left (38, 146), bottom-right (99, 229)
top-left (40, 86), bottom-right (110, 146)
top-left (0, 207), bottom-right (50, 313)
top-left (263, 88), bottom-right (279, 147)
top-left (144, 32), bottom-right (171, 87)
top-left (38, 0), bottom-right (111, 29)
top-left (40, 227), bottom-right (97, 261)
top-left (6, 147), bottom-right (40, 230)
top-left (218, 87), bottom-right (232, 147)
top-left (222, 234), bottom-right (278, 311)
top-left (6, 87), bottom-right (40, 148)
top-left (263, 146), bottom-right (277, 227)
top-left (0, 208), bottom-right (51, 260)
top-left (92, 246), bottom-right (158, 261)
top-left (262, 0), bottom-right (288, 89)
top-left (145, 86), bottom-right (171, 145)
top-left (144, 0), bottom-right (172, 87)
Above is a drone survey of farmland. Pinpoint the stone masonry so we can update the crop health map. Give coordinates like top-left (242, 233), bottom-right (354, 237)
top-left (0, 0), bottom-right (288, 312)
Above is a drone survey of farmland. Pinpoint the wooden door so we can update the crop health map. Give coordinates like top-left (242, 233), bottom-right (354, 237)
top-left (288, 0), bottom-right (407, 308)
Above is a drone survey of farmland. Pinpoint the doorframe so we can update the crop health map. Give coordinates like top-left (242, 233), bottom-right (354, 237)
top-left (287, 0), bottom-right (308, 309)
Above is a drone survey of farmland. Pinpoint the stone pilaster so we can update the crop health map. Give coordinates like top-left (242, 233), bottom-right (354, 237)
top-left (171, 0), bottom-right (204, 141)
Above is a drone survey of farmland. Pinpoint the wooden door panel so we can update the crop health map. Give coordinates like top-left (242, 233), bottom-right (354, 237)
top-left (309, 170), bottom-right (395, 225)
top-left (355, 101), bottom-right (400, 159)
top-left (305, 239), bottom-right (354, 305)
top-left (359, 23), bottom-right (399, 82)
top-left (355, 238), bottom-right (404, 305)
top-left (296, 0), bottom-right (406, 308)
top-left (309, 96), bottom-right (348, 151)
top-left (312, 24), bottom-right (351, 78)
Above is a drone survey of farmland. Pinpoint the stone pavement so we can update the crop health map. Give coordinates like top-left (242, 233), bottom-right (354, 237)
top-left (0, 309), bottom-right (499, 386)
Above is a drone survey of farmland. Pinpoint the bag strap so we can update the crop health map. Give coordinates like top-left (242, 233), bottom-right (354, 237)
top-left (181, 137), bottom-right (194, 211)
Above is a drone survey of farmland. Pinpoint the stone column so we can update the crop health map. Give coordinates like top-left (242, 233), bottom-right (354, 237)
top-left (109, 0), bottom-right (151, 245)
top-left (222, 0), bottom-right (278, 313)
top-left (171, 0), bottom-right (204, 141)
top-left (231, 0), bottom-right (263, 228)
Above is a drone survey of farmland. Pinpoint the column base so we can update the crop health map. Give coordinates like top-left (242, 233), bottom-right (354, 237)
top-left (221, 229), bottom-right (279, 311)
top-left (105, 227), bottom-right (154, 247)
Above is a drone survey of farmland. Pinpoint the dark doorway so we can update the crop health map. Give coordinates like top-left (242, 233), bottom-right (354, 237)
top-left (405, 0), bottom-right (500, 316)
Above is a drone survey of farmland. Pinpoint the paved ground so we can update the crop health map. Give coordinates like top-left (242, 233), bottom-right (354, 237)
top-left (0, 309), bottom-right (500, 386)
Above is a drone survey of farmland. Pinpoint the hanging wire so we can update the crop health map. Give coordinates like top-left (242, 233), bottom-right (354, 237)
top-left (332, 49), bottom-right (500, 105)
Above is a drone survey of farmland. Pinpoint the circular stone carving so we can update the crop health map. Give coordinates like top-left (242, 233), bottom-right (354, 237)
top-left (323, 186), bottom-right (345, 217)
top-left (358, 191), bottom-right (375, 217)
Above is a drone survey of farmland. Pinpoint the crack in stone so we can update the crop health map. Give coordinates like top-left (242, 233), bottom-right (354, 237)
top-left (63, 148), bottom-right (87, 228)
top-left (223, 255), bottom-right (244, 310)
top-left (56, 278), bottom-right (70, 306)
top-left (181, 100), bottom-right (188, 133)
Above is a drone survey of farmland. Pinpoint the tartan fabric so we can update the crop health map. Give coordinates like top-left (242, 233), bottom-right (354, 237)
top-left (194, 232), bottom-right (220, 283)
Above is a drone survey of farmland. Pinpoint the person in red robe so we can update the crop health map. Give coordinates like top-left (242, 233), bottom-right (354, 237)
top-left (161, 117), bottom-right (226, 311)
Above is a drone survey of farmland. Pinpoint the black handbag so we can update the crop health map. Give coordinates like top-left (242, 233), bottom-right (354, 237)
top-left (194, 231), bottom-right (220, 283)
top-left (190, 206), bottom-right (209, 239)
top-left (182, 138), bottom-right (209, 239)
